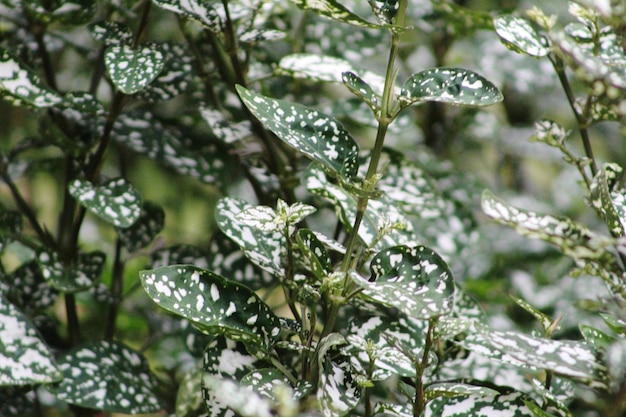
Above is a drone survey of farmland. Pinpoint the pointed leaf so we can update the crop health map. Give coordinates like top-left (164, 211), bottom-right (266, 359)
top-left (215, 197), bottom-right (285, 277)
top-left (38, 250), bottom-right (105, 292)
top-left (424, 391), bottom-right (534, 417)
top-left (46, 341), bottom-right (163, 414)
top-left (239, 29), bottom-right (286, 44)
top-left (105, 43), bottom-right (165, 94)
top-left (69, 178), bottom-right (142, 228)
top-left (116, 201), bottom-right (165, 252)
top-left (589, 164), bottom-right (624, 236)
top-left (288, 0), bottom-right (380, 28)
top-left (140, 265), bottom-right (281, 353)
top-left (352, 245), bottom-right (455, 319)
top-left (0, 295), bottom-right (62, 385)
top-left (296, 229), bottom-right (332, 280)
top-left (399, 67), bottom-right (503, 107)
top-left (342, 71), bottom-right (380, 113)
top-left (152, 0), bottom-right (222, 31)
top-left (494, 16), bottom-right (550, 57)
top-left (237, 85), bottom-right (360, 181)
top-left (510, 296), bottom-right (553, 333)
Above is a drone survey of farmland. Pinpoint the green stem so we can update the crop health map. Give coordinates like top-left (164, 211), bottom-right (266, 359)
top-left (105, 237), bottom-right (124, 340)
top-left (414, 318), bottom-right (436, 417)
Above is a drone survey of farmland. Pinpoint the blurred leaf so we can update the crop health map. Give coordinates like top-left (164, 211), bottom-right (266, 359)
top-left (69, 178), bottom-right (142, 228)
top-left (425, 391), bottom-right (534, 416)
top-left (510, 295), bottom-right (553, 333)
top-left (0, 209), bottom-right (22, 251)
top-left (399, 67), bottom-right (503, 107)
top-left (368, 0), bottom-right (399, 25)
top-left (38, 250), bottom-right (106, 293)
top-left (494, 16), bottom-right (550, 57)
top-left (88, 20), bottom-right (133, 45)
top-left (579, 324), bottom-right (614, 351)
top-left (240, 369), bottom-right (291, 401)
top-left (202, 374), bottom-right (272, 417)
top-left (152, 0), bottom-right (222, 31)
top-left (46, 341), bottom-right (163, 414)
top-left (1, 260), bottom-right (56, 315)
top-left (589, 164), bottom-right (624, 236)
top-left (237, 85), bottom-right (360, 181)
top-left (288, 0), bottom-right (379, 28)
top-left (176, 361), bottom-right (205, 417)
top-left (200, 106), bottom-right (251, 144)
top-left (138, 42), bottom-right (196, 101)
top-left (105, 43), bottom-right (165, 95)
top-left (0, 387), bottom-right (36, 416)
top-left (24, 0), bottom-right (96, 24)
top-left (431, 0), bottom-right (494, 34)
top-left (239, 29), bottom-right (286, 44)
top-left (116, 201), bottom-right (164, 253)
top-left (424, 383), bottom-right (500, 402)
top-left (0, 295), bottom-right (62, 386)
top-left (523, 399), bottom-right (559, 417)
top-left (140, 265), bottom-right (281, 353)
top-left (600, 312), bottom-right (626, 336)
top-left (352, 245), bottom-right (455, 319)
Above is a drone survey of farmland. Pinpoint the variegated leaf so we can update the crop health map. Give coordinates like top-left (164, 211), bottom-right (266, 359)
top-left (200, 106), bottom-right (252, 144)
top-left (589, 164), bottom-right (624, 236)
top-left (38, 250), bottom-right (105, 292)
top-left (494, 16), bottom-right (550, 57)
top-left (510, 296), bottom-right (554, 333)
top-left (88, 20), bottom-right (132, 45)
top-left (116, 201), bottom-right (164, 252)
top-left (288, 0), bottom-right (380, 28)
top-left (424, 383), bottom-right (500, 402)
top-left (152, 0), bottom-right (222, 31)
top-left (202, 374), bottom-right (272, 417)
top-left (104, 43), bottom-right (164, 95)
top-left (296, 229), bottom-right (332, 280)
top-left (342, 71), bottom-right (380, 113)
top-left (424, 391), bottom-right (534, 417)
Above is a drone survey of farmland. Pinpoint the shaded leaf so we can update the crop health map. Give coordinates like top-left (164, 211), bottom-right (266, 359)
top-left (288, 0), bottom-right (380, 28)
top-left (399, 67), bottom-right (503, 107)
top-left (1, 260), bottom-right (56, 315)
top-left (236, 85), bottom-right (360, 181)
top-left (494, 16), bottom-right (550, 57)
top-left (116, 201), bottom-right (165, 253)
top-left (140, 265), bottom-right (281, 353)
top-left (24, 0), bottom-right (95, 24)
top-left (88, 20), bottom-right (133, 45)
top-left (152, 0), bottom-right (222, 31)
top-left (296, 229), bottom-right (332, 280)
top-left (200, 105), bottom-right (252, 144)
top-left (38, 250), bottom-right (106, 293)
top-left (240, 369), bottom-right (291, 401)
top-left (46, 341), bottom-right (163, 414)
top-left (176, 361), bottom-right (205, 417)
top-left (0, 295), bottom-right (62, 386)
top-left (105, 43), bottom-right (165, 95)
top-left (138, 42), bottom-right (196, 102)
top-left (69, 178), bottom-right (142, 228)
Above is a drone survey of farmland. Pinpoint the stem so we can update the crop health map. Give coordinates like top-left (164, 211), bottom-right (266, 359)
top-left (65, 293), bottom-right (81, 345)
top-left (105, 237), bottom-right (124, 340)
top-left (413, 318), bottom-right (436, 417)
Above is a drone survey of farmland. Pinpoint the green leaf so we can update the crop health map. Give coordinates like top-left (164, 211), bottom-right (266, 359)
top-left (296, 229), bottom-right (332, 280)
top-left (342, 71), bottom-right (380, 113)
top-left (69, 178), bottom-right (142, 228)
top-left (352, 245), bottom-right (455, 319)
top-left (431, 0), bottom-right (495, 34)
top-left (399, 67), bottom-right (503, 107)
top-left (140, 265), bottom-right (281, 353)
top-left (239, 29), bottom-right (286, 44)
top-left (523, 400), bottom-right (559, 417)
top-left (368, 0), bottom-right (399, 25)
top-left (88, 20), bottom-right (133, 45)
top-left (236, 199), bottom-right (316, 233)
top-left (590, 164), bottom-right (624, 236)
top-left (24, 0), bottom-right (96, 24)
top-left (240, 369), bottom-right (291, 401)
top-left (288, 0), bottom-right (380, 28)
top-left (104, 43), bottom-right (165, 94)
top-left (38, 250), bottom-right (106, 292)
top-left (510, 296), bottom-right (554, 333)
top-left (600, 312), bottom-right (626, 336)
top-left (424, 391), bottom-right (534, 417)
top-left (152, 0), bottom-right (222, 31)
top-left (481, 190), bottom-right (615, 261)
top-left (317, 334), bottom-right (361, 417)
top-left (1, 260), bottom-right (56, 315)
top-left (46, 341), bottom-right (163, 414)
top-left (579, 324), bottom-right (614, 350)
top-left (0, 295), bottom-right (62, 385)
top-left (236, 85), bottom-right (360, 181)
top-left (0, 387), bottom-right (36, 416)
top-left (494, 16), bottom-right (550, 57)
top-left (0, 49), bottom-right (64, 108)
top-left (202, 374), bottom-right (273, 417)
top-left (200, 105), bottom-right (252, 144)
top-left (138, 42), bottom-right (196, 102)
top-left (424, 382), bottom-right (501, 402)
top-left (176, 361), bottom-right (205, 417)
top-left (215, 197), bottom-right (285, 277)
top-left (116, 201), bottom-right (165, 253)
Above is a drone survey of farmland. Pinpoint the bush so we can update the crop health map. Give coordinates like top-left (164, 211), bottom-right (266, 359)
top-left (1, 1), bottom-right (625, 416)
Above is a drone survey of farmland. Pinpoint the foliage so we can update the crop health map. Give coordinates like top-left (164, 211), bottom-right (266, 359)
top-left (1, 1), bottom-right (626, 417)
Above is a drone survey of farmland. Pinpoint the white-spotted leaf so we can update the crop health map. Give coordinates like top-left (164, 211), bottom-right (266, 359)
top-left (590, 164), bottom-right (625, 237)
top-left (424, 383), bottom-right (500, 402)
top-left (288, 0), bottom-right (380, 28)
top-left (38, 250), bottom-right (106, 293)
top-left (494, 16), bottom-right (550, 57)
top-left (202, 374), bottom-right (272, 417)
top-left (88, 20), bottom-right (133, 45)
top-left (0, 49), bottom-right (64, 108)
top-left (116, 201), bottom-right (165, 252)
top-left (510, 296), bottom-right (554, 333)
top-left (0, 295), bottom-right (62, 385)
top-left (240, 369), bottom-right (291, 401)
top-left (1, 260), bottom-right (56, 315)
top-left (236, 85), bottom-right (360, 181)
top-left (140, 265), bottom-right (281, 352)
top-left (296, 229), bottom-right (332, 280)
top-left (342, 71), bottom-right (380, 113)
top-left (105, 43), bottom-right (164, 94)
top-left (69, 178), bottom-right (142, 228)
top-left (424, 391), bottom-right (534, 417)
top-left (152, 0), bottom-right (222, 31)
top-left (138, 42), bottom-right (196, 101)
top-left (399, 67), bottom-right (503, 107)
top-left (215, 197), bottom-right (285, 277)
top-left (369, 0), bottom-right (400, 25)
top-left (352, 245), bottom-right (455, 319)
top-left (200, 105), bottom-right (252, 144)
top-left (46, 341), bottom-right (163, 414)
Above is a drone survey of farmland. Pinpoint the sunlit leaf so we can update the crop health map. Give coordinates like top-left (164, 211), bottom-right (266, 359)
top-left (46, 341), bottom-right (163, 414)
top-left (38, 250), bottom-right (106, 292)
top-left (399, 67), bottom-right (503, 107)
top-left (140, 265), bottom-right (281, 353)
top-left (69, 178), bottom-right (142, 228)
top-left (105, 43), bottom-right (165, 94)
top-left (236, 85), bottom-right (360, 181)
top-left (288, 0), bottom-right (380, 28)
top-left (203, 374), bottom-right (272, 417)
top-left (494, 16), bottom-right (550, 57)
top-left (0, 295), bottom-right (62, 385)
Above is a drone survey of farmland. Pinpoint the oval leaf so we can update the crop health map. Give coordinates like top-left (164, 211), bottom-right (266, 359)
top-left (69, 178), bottom-right (142, 228)
top-left (342, 71), bottom-right (380, 112)
top-left (105, 43), bottom-right (164, 94)
top-left (494, 16), bottom-right (550, 57)
top-left (38, 250), bottom-right (106, 293)
top-left (399, 67), bottom-right (503, 107)
top-left (288, 0), bottom-right (380, 28)
top-left (236, 85), bottom-right (360, 181)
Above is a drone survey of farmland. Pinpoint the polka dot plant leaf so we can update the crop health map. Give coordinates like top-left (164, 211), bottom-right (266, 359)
top-left (88, 20), bottom-right (133, 45)
top-left (46, 340), bottom-right (163, 414)
top-left (399, 67), bottom-right (503, 107)
top-left (342, 71), bottom-right (380, 114)
top-left (351, 245), bottom-right (455, 320)
top-left (152, 0), bottom-right (222, 32)
top-left (288, 0), bottom-right (380, 28)
top-left (37, 250), bottom-right (106, 293)
top-left (104, 43), bottom-right (165, 95)
top-left (590, 164), bottom-right (626, 237)
top-left (236, 85), bottom-right (360, 182)
top-left (0, 295), bottom-right (62, 386)
top-left (423, 391), bottom-right (535, 417)
top-left (140, 265), bottom-right (281, 354)
top-left (116, 201), bottom-right (165, 253)
top-left (494, 16), bottom-right (550, 57)
top-left (69, 178), bottom-right (142, 228)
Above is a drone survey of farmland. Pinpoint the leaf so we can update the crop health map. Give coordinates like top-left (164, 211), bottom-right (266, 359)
top-left (46, 341), bottom-right (163, 414)
top-left (202, 374), bottom-right (273, 417)
top-left (579, 324), bottom-right (614, 350)
top-left (137, 42), bottom-right (196, 102)
top-left (317, 334), bottom-right (361, 417)
top-left (0, 295), bottom-right (62, 385)
top-left (278, 53), bottom-right (388, 97)
top-left (399, 67), bottom-right (503, 107)
top-left (176, 361), bottom-right (205, 417)
top-left (236, 199), bottom-right (316, 233)
top-left (239, 29), bottom-right (286, 44)
top-left (88, 20), bottom-right (133, 45)
top-left (116, 201), bottom-right (165, 253)
top-left (481, 190), bottom-right (616, 261)
top-left (1, 260), bottom-right (56, 315)
top-left (510, 296), bottom-right (554, 333)
top-left (152, 0), bottom-right (222, 32)
top-left (424, 383), bottom-right (500, 402)
top-left (523, 400), bottom-right (560, 417)
top-left (600, 312), bottom-right (626, 336)
top-left (296, 229), bottom-right (332, 280)
top-left (494, 16), bottom-right (550, 57)
top-left (24, 0), bottom-right (96, 24)
top-left (140, 265), bottom-right (281, 353)
top-left (288, 0), bottom-right (380, 28)
top-left (368, 0), bottom-right (400, 25)
top-left (236, 85), bottom-right (360, 181)
top-left (215, 197), bottom-right (285, 277)
top-left (38, 250), bottom-right (106, 292)
top-left (200, 105), bottom-right (252, 144)
top-left (0, 49), bottom-right (64, 108)
top-left (104, 43), bottom-right (165, 94)
top-left (342, 71), bottom-right (380, 113)
top-left (352, 245), bottom-right (455, 319)
top-left (240, 369), bottom-right (291, 401)
top-left (424, 391), bottom-right (534, 417)
top-left (69, 178), bottom-right (142, 228)
top-left (589, 164), bottom-right (624, 237)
